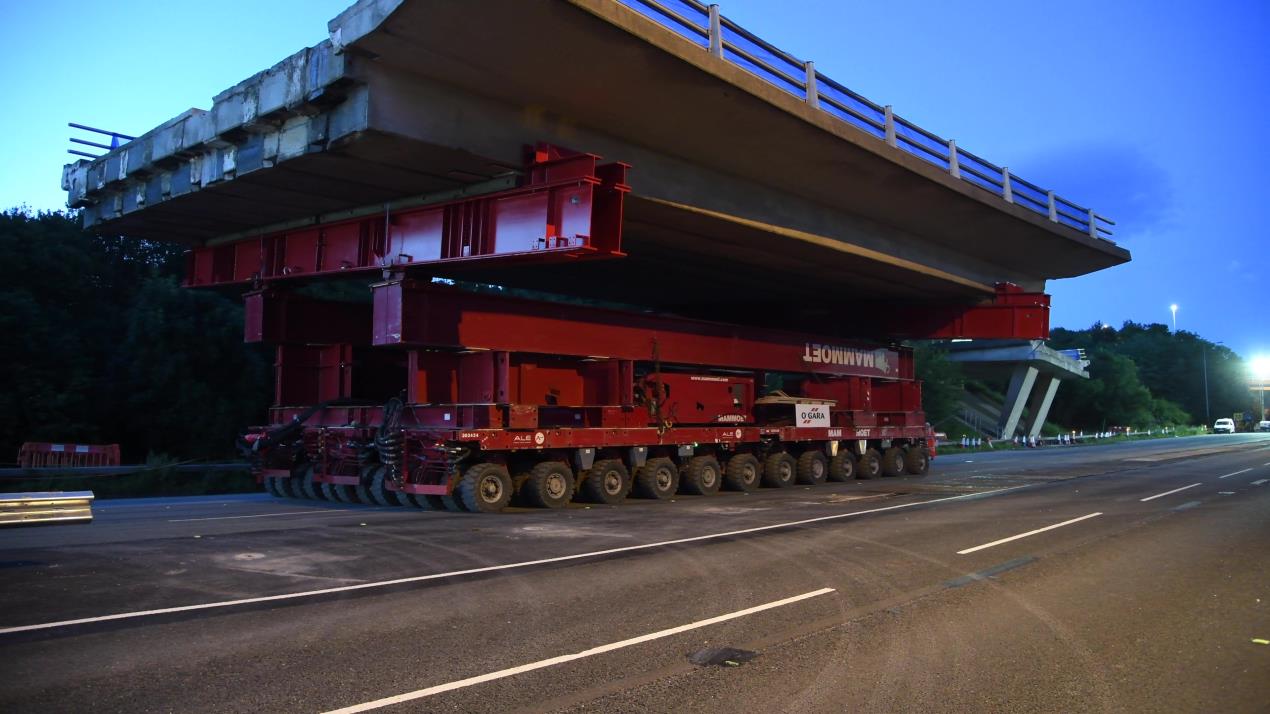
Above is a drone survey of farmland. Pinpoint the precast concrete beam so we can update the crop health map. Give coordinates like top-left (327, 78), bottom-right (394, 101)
top-left (63, 0), bottom-right (1129, 301)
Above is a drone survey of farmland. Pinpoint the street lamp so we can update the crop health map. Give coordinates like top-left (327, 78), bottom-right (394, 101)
top-left (1169, 304), bottom-right (1178, 332)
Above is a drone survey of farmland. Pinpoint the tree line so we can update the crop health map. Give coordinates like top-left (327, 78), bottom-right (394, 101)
top-left (0, 208), bottom-right (269, 464)
top-left (1046, 322), bottom-right (1253, 430)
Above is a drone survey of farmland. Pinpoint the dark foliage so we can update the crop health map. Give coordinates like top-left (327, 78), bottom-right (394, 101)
top-left (912, 344), bottom-right (965, 428)
top-left (1048, 322), bottom-right (1252, 428)
top-left (0, 208), bottom-right (270, 464)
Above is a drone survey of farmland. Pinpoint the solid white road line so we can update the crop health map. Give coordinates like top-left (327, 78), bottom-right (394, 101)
top-left (321, 587), bottom-right (836, 714)
top-left (956, 512), bottom-right (1102, 555)
top-left (168, 511), bottom-right (356, 523)
top-left (1251, 479), bottom-right (1268, 486)
top-left (1140, 483), bottom-right (1202, 502)
top-left (1217, 468), bottom-right (1253, 480)
top-left (0, 487), bottom-right (1023, 635)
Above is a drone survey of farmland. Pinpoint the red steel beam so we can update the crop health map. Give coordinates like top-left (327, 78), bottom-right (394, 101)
top-left (370, 280), bottom-right (911, 380)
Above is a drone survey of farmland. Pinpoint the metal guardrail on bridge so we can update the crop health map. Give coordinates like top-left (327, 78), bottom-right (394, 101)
top-left (617, 0), bottom-right (1115, 241)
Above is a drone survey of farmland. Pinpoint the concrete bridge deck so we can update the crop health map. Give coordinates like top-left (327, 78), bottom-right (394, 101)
top-left (62, 0), bottom-right (1129, 312)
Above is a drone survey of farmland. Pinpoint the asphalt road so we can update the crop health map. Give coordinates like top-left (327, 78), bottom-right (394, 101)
top-left (1, 434), bottom-right (1268, 713)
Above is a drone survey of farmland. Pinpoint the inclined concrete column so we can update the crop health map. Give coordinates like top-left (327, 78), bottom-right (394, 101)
top-left (999, 364), bottom-right (1040, 439)
top-left (1024, 375), bottom-right (1062, 439)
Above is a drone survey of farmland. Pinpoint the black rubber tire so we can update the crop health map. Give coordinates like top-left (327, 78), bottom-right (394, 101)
top-left (857, 449), bottom-right (882, 479)
top-left (723, 453), bottom-right (761, 492)
top-left (264, 477), bottom-right (283, 498)
top-left (520, 461), bottom-right (575, 509)
top-left (633, 457), bottom-right (679, 500)
top-left (580, 459), bottom-right (630, 505)
top-left (680, 456), bottom-right (721, 496)
top-left (458, 463), bottom-right (514, 513)
top-left (881, 447), bottom-right (906, 477)
top-left (329, 484), bottom-right (356, 503)
top-left (275, 474), bottom-right (298, 499)
top-left (413, 494), bottom-right (445, 510)
top-left (300, 467), bottom-right (322, 499)
top-left (795, 450), bottom-right (829, 485)
top-left (440, 491), bottom-right (468, 512)
top-left (827, 452), bottom-right (857, 481)
top-left (368, 466), bottom-right (396, 506)
top-left (904, 447), bottom-right (931, 476)
top-left (762, 452), bottom-right (796, 488)
top-left (354, 464), bottom-right (377, 505)
top-left (392, 484), bottom-right (416, 507)
top-left (320, 482), bottom-right (338, 501)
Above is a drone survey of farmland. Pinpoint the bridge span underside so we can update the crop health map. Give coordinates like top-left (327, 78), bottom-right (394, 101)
top-left (63, 0), bottom-right (1129, 317)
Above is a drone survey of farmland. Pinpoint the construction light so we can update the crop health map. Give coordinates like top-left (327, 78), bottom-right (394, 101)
top-left (1251, 356), bottom-right (1270, 381)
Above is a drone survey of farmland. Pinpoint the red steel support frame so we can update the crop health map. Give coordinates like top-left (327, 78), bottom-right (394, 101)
top-left (185, 145), bottom-right (629, 288)
top-left (371, 280), bottom-right (910, 380)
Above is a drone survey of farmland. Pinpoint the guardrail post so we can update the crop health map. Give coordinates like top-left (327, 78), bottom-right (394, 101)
top-left (1047, 191), bottom-right (1058, 222)
top-left (708, 5), bottom-right (723, 58)
top-left (1087, 208), bottom-right (1097, 238)
top-left (1001, 167), bottom-right (1013, 203)
top-left (947, 139), bottom-right (960, 178)
top-left (804, 60), bottom-right (819, 108)
top-left (884, 105), bottom-right (897, 147)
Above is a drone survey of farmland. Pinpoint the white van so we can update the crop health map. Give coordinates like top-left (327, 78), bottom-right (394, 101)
top-left (1213, 418), bottom-right (1235, 434)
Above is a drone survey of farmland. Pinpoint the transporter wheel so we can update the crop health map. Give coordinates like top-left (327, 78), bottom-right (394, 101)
top-left (392, 483), bottom-right (416, 508)
top-left (354, 464), bottom-right (378, 505)
top-left (384, 468), bottom-right (415, 507)
top-left (857, 449), bottom-right (882, 479)
top-left (521, 461), bottom-right (575, 509)
top-left (633, 457), bottom-right (679, 500)
top-left (300, 466), bottom-right (322, 499)
top-left (904, 447), bottom-right (931, 476)
top-left (329, 483), bottom-right (356, 503)
top-left (263, 476), bottom-right (283, 498)
top-left (828, 452), bottom-right (856, 481)
top-left (680, 456), bottom-right (721, 496)
top-left (723, 453), bottom-right (761, 492)
top-left (796, 450), bottom-right (828, 485)
top-left (762, 452), bottom-right (796, 488)
top-left (320, 483), bottom-right (338, 501)
top-left (458, 463), bottom-right (513, 513)
top-left (368, 466), bottom-right (396, 507)
top-left (276, 472), bottom-right (299, 499)
top-left (412, 494), bottom-right (446, 510)
top-left (881, 447), bottom-right (906, 478)
top-left (580, 459), bottom-right (630, 505)
top-left (440, 489), bottom-right (468, 512)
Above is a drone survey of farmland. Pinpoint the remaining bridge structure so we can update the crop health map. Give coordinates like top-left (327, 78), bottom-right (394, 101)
top-left (62, 0), bottom-right (1127, 331)
top-left (947, 340), bottom-right (1091, 440)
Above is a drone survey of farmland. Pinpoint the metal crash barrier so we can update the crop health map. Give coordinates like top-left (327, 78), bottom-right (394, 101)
top-left (0, 491), bottom-right (95, 527)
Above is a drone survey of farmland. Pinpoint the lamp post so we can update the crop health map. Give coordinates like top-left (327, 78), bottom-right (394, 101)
top-left (1169, 304), bottom-right (1178, 332)
top-left (1202, 347), bottom-right (1210, 425)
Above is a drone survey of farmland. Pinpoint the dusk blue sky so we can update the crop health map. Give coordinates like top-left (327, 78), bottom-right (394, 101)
top-left (3, 1), bottom-right (1266, 360)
